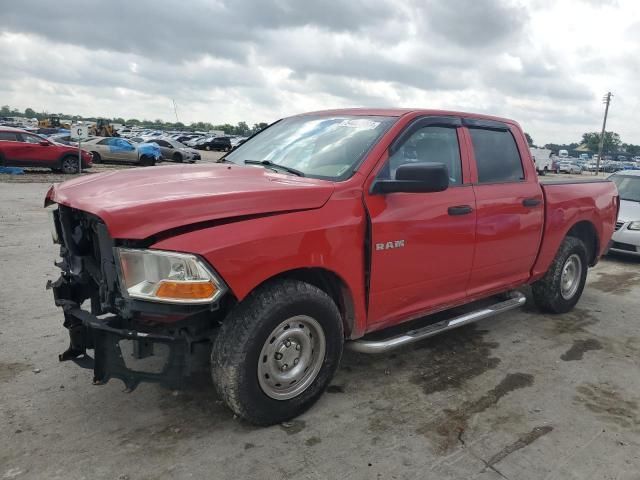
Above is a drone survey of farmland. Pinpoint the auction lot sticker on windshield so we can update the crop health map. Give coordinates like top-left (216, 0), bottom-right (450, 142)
top-left (338, 119), bottom-right (380, 130)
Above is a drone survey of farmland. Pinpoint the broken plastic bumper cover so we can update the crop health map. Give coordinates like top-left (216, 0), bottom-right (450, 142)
top-left (59, 308), bottom-right (189, 392)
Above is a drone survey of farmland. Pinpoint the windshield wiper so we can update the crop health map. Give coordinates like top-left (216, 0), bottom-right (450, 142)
top-left (244, 160), bottom-right (305, 177)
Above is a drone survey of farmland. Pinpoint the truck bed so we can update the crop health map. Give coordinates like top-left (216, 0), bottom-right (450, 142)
top-left (531, 179), bottom-right (618, 280)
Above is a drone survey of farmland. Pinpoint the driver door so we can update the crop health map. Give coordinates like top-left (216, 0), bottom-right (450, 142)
top-left (364, 117), bottom-right (477, 330)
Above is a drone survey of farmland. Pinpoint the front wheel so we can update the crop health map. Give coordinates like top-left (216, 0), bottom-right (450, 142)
top-left (532, 236), bottom-right (588, 313)
top-left (140, 155), bottom-right (156, 166)
top-left (211, 279), bottom-right (344, 425)
top-left (61, 155), bottom-right (79, 174)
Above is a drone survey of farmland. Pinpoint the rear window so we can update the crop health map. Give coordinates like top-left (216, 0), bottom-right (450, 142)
top-left (0, 132), bottom-right (18, 141)
top-left (470, 128), bottom-right (524, 183)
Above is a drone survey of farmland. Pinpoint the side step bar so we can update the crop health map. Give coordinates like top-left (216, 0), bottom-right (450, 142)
top-left (347, 292), bottom-right (526, 354)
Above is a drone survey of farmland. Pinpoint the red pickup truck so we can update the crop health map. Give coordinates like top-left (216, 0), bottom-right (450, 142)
top-left (45, 109), bottom-right (618, 425)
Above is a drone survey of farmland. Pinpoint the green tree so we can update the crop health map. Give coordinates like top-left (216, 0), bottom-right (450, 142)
top-left (252, 122), bottom-right (269, 134)
top-left (623, 143), bottom-right (640, 156)
top-left (524, 132), bottom-right (534, 147)
top-left (126, 118), bottom-right (140, 126)
top-left (581, 131), bottom-right (621, 153)
top-left (0, 105), bottom-right (10, 116)
top-left (235, 121), bottom-right (250, 136)
top-left (24, 107), bottom-right (36, 118)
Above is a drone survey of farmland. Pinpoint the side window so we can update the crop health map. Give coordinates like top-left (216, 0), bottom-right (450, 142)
top-left (381, 126), bottom-right (463, 185)
top-left (21, 134), bottom-right (43, 144)
top-left (97, 138), bottom-right (111, 145)
top-left (0, 132), bottom-right (18, 141)
top-left (469, 128), bottom-right (524, 183)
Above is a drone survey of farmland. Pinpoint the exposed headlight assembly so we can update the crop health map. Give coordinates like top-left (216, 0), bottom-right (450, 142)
top-left (628, 221), bottom-right (640, 231)
top-left (116, 248), bottom-right (225, 304)
top-left (46, 204), bottom-right (60, 244)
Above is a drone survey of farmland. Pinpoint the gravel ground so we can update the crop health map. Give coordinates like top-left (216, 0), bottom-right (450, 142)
top-left (1, 176), bottom-right (640, 480)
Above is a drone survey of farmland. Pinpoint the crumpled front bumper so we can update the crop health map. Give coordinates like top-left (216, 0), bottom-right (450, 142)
top-left (59, 307), bottom-right (191, 391)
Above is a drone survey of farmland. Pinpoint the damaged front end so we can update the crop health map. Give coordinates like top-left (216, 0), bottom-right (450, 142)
top-left (46, 203), bottom-right (229, 391)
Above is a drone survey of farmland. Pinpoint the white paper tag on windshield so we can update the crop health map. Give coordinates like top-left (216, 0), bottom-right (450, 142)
top-left (338, 119), bottom-right (380, 130)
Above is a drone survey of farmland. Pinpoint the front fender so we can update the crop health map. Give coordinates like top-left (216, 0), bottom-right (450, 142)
top-left (151, 191), bottom-right (369, 337)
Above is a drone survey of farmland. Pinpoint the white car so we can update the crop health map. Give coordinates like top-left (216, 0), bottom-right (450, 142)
top-left (558, 160), bottom-right (582, 174)
top-left (609, 171), bottom-right (640, 256)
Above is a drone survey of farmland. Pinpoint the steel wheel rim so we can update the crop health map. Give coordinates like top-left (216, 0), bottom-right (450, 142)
top-left (560, 253), bottom-right (582, 300)
top-left (258, 315), bottom-right (326, 400)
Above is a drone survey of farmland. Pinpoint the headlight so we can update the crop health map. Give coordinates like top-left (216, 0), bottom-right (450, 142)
top-left (628, 221), bottom-right (640, 231)
top-left (116, 248), bottom-right (224, 304)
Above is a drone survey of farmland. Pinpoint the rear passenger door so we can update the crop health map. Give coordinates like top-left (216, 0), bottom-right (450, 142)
top-left (464, 120), bottom-right (544, 296)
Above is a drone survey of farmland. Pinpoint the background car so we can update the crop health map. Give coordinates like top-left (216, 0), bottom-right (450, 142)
top-left (609, 170), bottom-right (640, 256)
top-left (149, 137), bottom-right (200, 162)
top-left (558, 160), bottom-right (582, 174)
top-left (82, 137), bottom-right (161, 166)
top-left (195, 136), bottom-right (232, 151)
top-left (0, 126), bottom-right (91, 173)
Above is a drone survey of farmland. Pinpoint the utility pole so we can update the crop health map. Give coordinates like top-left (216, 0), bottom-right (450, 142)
top-left (172, 99), bottom-right (179, 124)
top-left (595, 91), bottom-right (612, 175)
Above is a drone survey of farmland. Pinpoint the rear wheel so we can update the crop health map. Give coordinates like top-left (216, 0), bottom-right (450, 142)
top-left (211, 279), bottom-right (344, 425)
top-left (61, 155), bottom-right (79, 174)
top-left (532, 236), bottom-right (588, 313)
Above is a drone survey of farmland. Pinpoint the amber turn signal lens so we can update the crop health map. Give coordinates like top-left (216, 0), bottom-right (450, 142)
top-left (155, 281), bottom-right (217, 300)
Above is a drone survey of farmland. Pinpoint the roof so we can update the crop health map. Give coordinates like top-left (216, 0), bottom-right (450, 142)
top-left (0, 125), bottom-right (29, 133)
top-left (296, 108), bottom-right (519, 125)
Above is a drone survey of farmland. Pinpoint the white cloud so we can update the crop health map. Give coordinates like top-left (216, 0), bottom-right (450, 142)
top-left (0, 0), bottom-right (638, 145)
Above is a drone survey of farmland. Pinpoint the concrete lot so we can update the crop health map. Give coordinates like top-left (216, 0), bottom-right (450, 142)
top-left (1, 173), bottom-right (640, 480)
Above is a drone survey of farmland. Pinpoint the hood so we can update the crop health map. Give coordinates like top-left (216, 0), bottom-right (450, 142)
top-left (48, 163), bottom-right (334, 239)
top-left (618, 199), bottom-right (640, 222)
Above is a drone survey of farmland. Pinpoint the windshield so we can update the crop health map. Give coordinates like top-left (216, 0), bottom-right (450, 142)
top-left (611, 174), bottom-right (640, 202)
top-left (225, 115), bottom-right (395, 180)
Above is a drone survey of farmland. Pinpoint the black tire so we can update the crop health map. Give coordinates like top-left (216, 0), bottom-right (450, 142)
top-left (140, 155), bottom-right (156, 167)
top-left (172, 152), bottom-right (183, 163)
top-left (532, 236), bottom-right (588, 314)
top-left (91, 151), bottom-right (101, 164)
top-left (61, 155), bottom-right (79, 174)
top-left (211, 279), bottom-right (344, 425)
top-left (205, 145), bottom-right (211, 151)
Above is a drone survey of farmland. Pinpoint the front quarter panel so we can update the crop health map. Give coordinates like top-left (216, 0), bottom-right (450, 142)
top-left (151, 187), bottom-right (369, 338)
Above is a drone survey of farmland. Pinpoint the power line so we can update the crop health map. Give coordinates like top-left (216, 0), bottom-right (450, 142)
top-left (595, 91), bottom-right (613, 175)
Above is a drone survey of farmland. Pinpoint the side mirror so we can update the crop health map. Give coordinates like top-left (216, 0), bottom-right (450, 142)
top-left (371, 162), bottom-right (449, 194)
top-left (39, 141), bottom-right (50, 146)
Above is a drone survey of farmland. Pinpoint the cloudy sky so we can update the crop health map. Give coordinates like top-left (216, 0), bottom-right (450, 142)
top-left (0, 0), bottom-right (638, 144)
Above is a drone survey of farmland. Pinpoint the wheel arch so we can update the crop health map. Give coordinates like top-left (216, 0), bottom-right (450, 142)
top-left (242, 267), bottom-right (356, 338)
top-left (566, 220), bottom-right (599, 266)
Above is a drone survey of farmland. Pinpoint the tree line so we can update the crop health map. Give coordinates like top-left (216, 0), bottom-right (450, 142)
top-left (0, 105), bottom-right (269, 137)
top-left (526, 130), bottom-right (639, 157)
top-left (3, 104), bottom-right (639, 154)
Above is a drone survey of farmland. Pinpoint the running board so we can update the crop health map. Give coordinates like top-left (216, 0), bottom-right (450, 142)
top-left (347, 292), bottom-right (526, 354)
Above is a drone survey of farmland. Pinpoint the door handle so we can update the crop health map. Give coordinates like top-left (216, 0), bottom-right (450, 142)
top-left (522, 198), bottom-right (541, 208)
top-left (448, 205), bottom-right (473, 216)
